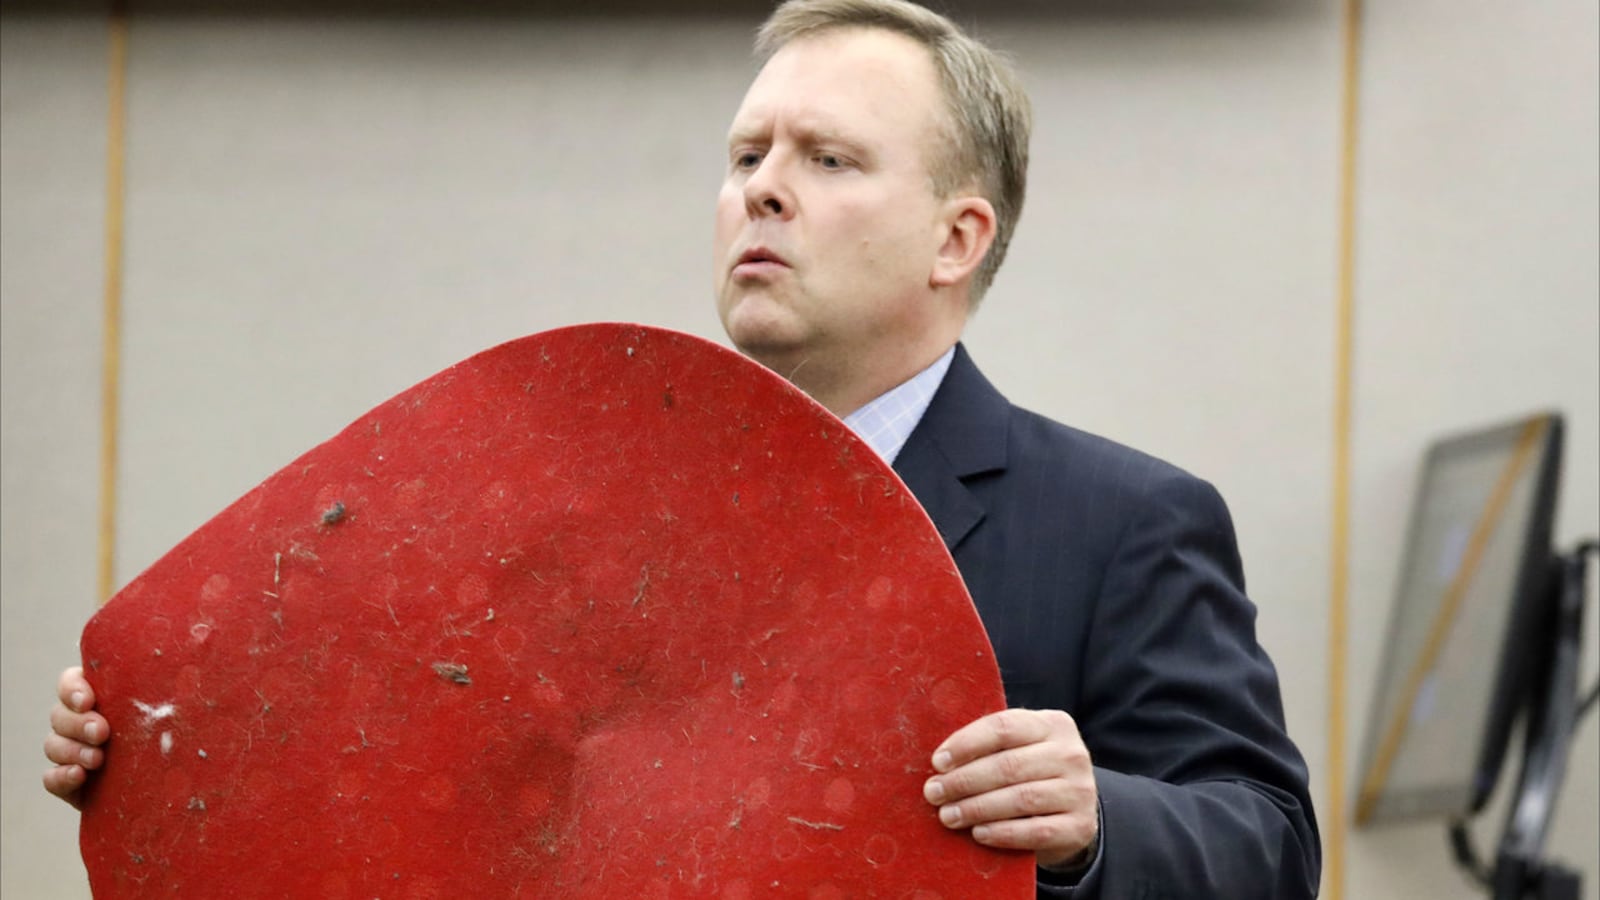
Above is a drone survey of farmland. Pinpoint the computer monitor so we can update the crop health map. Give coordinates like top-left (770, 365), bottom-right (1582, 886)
top-left (1354, 411), bottom-right (1564, 826)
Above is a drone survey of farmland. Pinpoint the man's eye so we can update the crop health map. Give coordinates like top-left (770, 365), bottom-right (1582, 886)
top-left (734, 151), bottom-right (762, 169)
top-left (817, 154), bottom-right (844, 169)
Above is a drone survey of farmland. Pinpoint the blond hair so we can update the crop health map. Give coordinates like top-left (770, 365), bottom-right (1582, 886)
top-left (755, 0), bottom-right (1031, 304)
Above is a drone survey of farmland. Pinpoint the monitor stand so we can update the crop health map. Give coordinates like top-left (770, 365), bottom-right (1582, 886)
top-left (1451, 541), bottom-right (1596, 900)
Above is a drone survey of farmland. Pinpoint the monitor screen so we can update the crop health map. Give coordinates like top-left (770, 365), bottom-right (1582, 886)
top-left (1354, 412), bottom-right (1563, 826)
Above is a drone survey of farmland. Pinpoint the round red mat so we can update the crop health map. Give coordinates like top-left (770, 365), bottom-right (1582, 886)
top-left (80, 323), bottom-right (1031, 898)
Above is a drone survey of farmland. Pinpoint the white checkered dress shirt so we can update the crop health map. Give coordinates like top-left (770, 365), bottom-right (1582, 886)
top-left (841, 346), bottom-right (956, 465)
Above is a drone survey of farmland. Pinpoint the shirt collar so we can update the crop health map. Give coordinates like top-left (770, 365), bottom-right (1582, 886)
top-left (841, 346), bottom-right (956, 465)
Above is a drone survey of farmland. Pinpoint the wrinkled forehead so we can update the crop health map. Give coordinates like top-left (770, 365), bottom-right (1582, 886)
top-left (727, 27), bottom-right (951, 149)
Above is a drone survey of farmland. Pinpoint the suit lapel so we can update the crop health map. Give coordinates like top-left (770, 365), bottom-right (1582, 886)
top-left (892, 344), bottom-right (1009, 552)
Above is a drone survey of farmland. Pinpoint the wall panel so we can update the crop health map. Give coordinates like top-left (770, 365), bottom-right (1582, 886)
top-left (0, 15), bottom-right (112, 900)
top-left (1347, 1), bottom-right (1599, 898)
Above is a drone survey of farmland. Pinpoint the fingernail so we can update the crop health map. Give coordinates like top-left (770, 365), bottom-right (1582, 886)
top-left (83, 721), bottom-right (102, 741)
top-left (939, 805), bottom-right (963, 828)
top-left (923, 780), bottom-right (946, 804)
top-left (932, 750), bottom-right (952, 772)
top-left (972, 825), bottom-right (991, 843)
top-left (70, 692), bottom-right (86, 711)
top-left (79, 748), bottom-right (96, 766)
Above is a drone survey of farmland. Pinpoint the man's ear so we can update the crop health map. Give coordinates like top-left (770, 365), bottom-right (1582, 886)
top-left (930, 196), bottom-right (997, 289)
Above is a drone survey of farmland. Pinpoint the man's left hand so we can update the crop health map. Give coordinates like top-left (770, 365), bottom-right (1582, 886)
top-left (922, 708), bottom-right (1099, 870)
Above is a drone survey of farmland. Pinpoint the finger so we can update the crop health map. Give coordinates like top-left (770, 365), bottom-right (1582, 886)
top-left (42, 763), bottom-right (87, 809)
top-left (936, 777), bottom-right (1089, 830)
top-left (925, 740), bottom-right (1085, 804)
top-left (968, 811), bottom-right (1097, 859)
top-left (932, 708), bottom-right (1077, 773)
top-left (44, 733), bottom-right (104, 769)
top-left (57, 666), bottom-right (94, 713)
top-left (49, 704), bottom-right (109, 746)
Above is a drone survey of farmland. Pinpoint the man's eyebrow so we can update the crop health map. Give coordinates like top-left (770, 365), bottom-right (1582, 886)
top-left (726, 118), bottom-right (770, 147)
top-left (726, 119), bottom-right (870, 157)
top-left (769, 121), bottom-right (874, 163)
top-left (798, 126), bottom-right (869, 156)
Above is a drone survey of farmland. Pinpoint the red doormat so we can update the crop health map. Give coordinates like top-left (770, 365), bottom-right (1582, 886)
top-left (80, 323), bottom-right (1031, 898)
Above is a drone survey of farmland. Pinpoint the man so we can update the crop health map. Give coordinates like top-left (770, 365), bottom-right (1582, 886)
top-left (48, 1), bottom-right (1320, 896)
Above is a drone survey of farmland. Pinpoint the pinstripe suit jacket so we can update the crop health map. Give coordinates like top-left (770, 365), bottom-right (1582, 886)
top-left (892, 345), bottom-right (1320, 899)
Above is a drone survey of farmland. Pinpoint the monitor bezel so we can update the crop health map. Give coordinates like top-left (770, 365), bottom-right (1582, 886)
top-left (1354, 410), bottom-right (1564, 826)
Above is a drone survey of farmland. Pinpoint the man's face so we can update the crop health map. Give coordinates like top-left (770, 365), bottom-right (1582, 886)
top-left (714, 28), bottom-right (953, 398)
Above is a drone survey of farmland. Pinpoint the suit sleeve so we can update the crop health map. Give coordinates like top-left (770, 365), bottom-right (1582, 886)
top-left (1042, 472), bottom-right (1320, 899)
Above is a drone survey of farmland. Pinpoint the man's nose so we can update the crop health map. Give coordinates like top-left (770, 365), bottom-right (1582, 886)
top-left (743, 156), bottom-right (793, 219)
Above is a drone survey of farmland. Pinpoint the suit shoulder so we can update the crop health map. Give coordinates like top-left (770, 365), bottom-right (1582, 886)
top-left (1004, 403), bottom-right (1209, 498)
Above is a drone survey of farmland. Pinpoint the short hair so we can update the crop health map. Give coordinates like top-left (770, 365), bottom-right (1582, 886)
top-left (756, 0), bottom-right (1032, 304)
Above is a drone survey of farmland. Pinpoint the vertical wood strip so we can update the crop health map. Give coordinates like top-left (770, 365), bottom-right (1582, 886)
top-left (98, 0), bottom-right (129, 604)
top-left (1327, 0), bottom-right (1365, 895)
top-left (1331, 0), bottom-right (1369, 890)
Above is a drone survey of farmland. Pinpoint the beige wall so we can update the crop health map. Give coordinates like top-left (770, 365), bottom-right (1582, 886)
top-left (1, 13), bottom-right (114, 899)
top-left (2, 4), bottom-right (1595, 898)
top-left (1344, 1), bottom-right (1599, 897)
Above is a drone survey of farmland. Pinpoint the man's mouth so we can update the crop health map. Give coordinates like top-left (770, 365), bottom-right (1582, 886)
top-left (734, 247), bottom-right (791, 274)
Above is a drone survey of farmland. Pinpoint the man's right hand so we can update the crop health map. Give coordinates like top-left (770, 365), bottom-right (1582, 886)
top-left (43, 666), bottom-right (109, 810)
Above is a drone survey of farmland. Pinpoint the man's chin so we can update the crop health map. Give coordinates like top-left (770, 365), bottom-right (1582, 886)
top-left (720, 304), bottom-right (805, 363)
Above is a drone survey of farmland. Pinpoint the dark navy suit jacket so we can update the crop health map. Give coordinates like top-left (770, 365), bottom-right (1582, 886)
top-left (891, 345), bottom-right (1320, 899)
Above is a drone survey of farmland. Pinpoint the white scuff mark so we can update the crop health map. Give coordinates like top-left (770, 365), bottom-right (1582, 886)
top-left (132, 700), bottom-right (177, 725)
top-left (160, 732), bottom-right (174, 755)
top-left (787, 817), bottom-right (844, 831)
top-left (197, 749), bottom-right (207, 759)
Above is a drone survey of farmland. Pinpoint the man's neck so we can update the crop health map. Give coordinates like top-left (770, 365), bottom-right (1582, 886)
top-left (793, 320), bottom-right (968, 417)
top-left (790, 343), bottom-right (954, 418)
